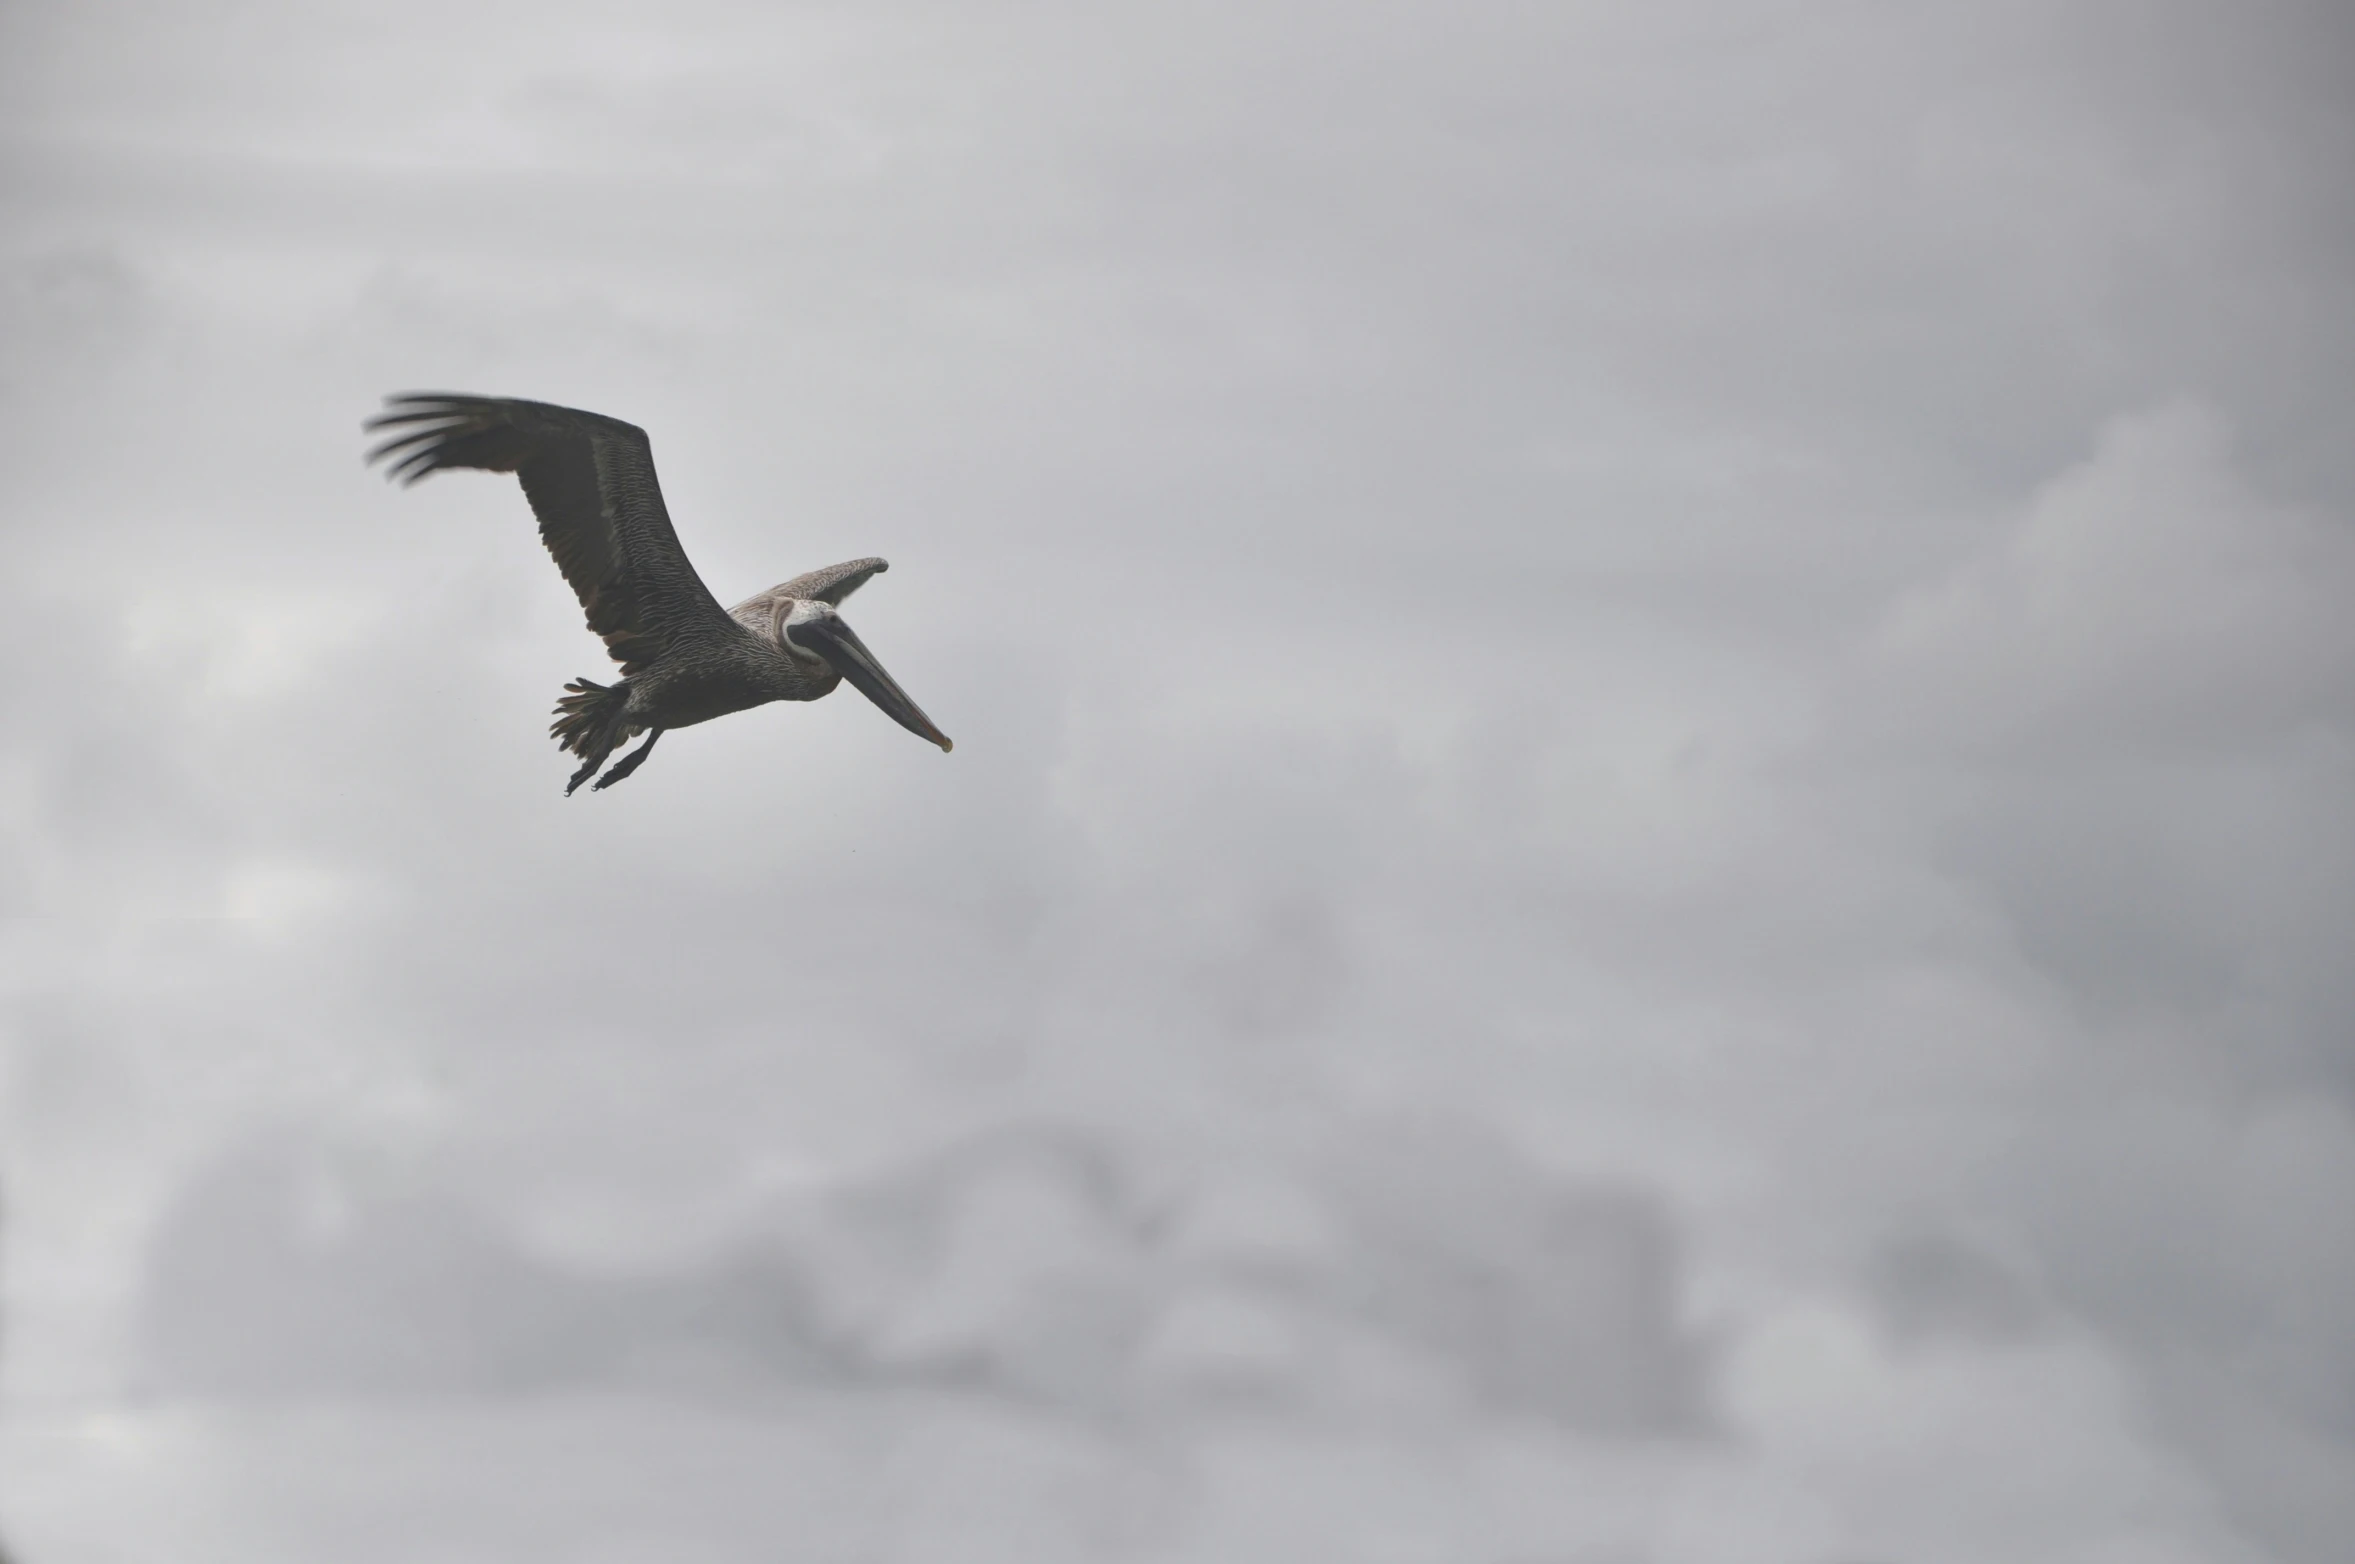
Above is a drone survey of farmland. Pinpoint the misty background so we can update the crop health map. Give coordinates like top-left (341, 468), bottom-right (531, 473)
top-left (3, 2), bottom-right (2352, 1560)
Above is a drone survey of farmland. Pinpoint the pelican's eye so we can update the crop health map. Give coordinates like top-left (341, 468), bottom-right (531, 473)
top-left (782, 609), bottom-right (832, 656)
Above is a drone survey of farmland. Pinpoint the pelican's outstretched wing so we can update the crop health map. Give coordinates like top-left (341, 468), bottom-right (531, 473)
top-left (728, 557), bottom-right (889, 634)
top-left (365, 394), bottom-right (737, 674)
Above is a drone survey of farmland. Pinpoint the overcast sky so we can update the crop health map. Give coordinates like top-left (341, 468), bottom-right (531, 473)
top-left (3, 2), bottom-right (2353, 1561)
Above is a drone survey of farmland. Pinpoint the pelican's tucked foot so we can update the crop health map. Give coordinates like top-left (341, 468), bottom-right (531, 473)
top-left (591, 728), bottom-right (662, 791)
top-left (564, 751), bottom-right (606, 796)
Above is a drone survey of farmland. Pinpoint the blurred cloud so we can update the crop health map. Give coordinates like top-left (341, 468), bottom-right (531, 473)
top-left (137, 1117), bottom-right (1711, 1434)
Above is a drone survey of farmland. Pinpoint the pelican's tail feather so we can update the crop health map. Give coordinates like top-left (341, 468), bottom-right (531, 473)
top-left (550, 677), bottom-right (632, 757)
top-left (550, 677), bottom-right (635, 794)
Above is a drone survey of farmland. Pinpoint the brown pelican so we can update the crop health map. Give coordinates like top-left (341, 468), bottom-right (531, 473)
top-left (364, 394), bottom-right (952, 794)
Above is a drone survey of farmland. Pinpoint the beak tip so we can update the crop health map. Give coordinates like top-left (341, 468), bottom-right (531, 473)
top-left (937, 736), bottom-right (954, 753)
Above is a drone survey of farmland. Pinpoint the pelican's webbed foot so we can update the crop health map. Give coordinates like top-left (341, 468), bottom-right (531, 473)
top-left (589, 728), bottom-right (662, 792)
top-left (564, 750), bottom-right (606, 796)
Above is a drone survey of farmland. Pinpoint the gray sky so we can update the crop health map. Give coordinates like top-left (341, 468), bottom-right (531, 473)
top-left (3, 2), bottom-right (2352, 1560)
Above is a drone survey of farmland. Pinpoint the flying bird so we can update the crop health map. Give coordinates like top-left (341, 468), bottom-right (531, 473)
top-left (364, 394), bottom-right (951, 794)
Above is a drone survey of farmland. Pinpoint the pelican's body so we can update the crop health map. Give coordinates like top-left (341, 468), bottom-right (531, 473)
top-left (364, 394), bottom-right (951, 793)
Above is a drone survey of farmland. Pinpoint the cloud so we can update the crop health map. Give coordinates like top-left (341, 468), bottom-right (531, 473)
top-left (135, 1117), bottom-right (1712, 1434)
top-left (1866, 401), bottom-right (2355, 761)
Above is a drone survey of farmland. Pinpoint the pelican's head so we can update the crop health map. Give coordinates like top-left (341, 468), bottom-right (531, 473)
top-left (780, 598), bottom-right (953, 752)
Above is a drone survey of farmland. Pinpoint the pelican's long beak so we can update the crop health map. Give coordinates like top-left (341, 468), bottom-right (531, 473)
top-left (797, 616), bottom-right (953, 752)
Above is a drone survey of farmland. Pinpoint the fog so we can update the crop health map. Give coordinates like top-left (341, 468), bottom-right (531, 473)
top-left (3, 2), bottom-right (2352, 1560)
